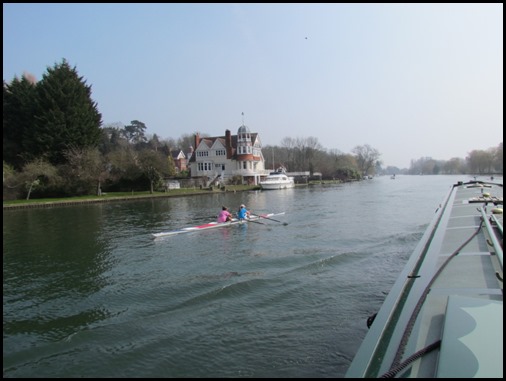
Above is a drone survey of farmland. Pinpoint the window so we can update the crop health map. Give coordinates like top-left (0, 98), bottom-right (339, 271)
top-left (198, 162), bottom-right (213, 171)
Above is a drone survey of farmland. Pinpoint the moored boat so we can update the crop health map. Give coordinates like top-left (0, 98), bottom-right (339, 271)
top-left (259, 167), bottom-right (295, 190)
top-left (346, 179), bottom-right (503, 378)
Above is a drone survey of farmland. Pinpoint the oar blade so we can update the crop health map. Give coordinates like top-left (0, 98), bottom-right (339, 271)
top-left (252, 214), bottom-right (288, 225)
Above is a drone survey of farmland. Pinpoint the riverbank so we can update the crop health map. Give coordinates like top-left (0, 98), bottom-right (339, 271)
top-left (3, 180), bottom-right (350, 210)
top-left (2, 185), bottom-right (261, 210)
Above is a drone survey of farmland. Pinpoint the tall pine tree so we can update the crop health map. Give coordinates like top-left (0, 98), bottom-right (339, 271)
top-left (3, 76), bottom-right (38, 169)
top-left (27, 59), bottom-right (102, 165)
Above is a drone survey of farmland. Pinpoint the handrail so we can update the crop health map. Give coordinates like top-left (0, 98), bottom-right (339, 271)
top-left (480, 207), bottom-right (503, 270)
top-left (490, 214), bottom-right (503, 236)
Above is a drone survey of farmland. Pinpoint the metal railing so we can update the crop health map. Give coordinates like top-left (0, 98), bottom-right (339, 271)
top-left (480, 206), bottom-right (503, 270)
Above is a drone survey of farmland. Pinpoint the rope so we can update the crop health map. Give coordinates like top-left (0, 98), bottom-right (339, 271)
top-left (388, 220), bottom-right (484, 371)
top-left (379, 340), bottom-right (441, 378)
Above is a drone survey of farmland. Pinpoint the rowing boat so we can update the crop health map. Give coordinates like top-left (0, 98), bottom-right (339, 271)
top-left (152, 212), bottom-right (285, 238)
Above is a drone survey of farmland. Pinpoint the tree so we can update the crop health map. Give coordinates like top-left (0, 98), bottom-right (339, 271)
top-left (3, 75), bottom-right (38, 169)
top-left (99, 123), bottom-right (128, 154)
top-left (123, 120), bottom-right (147, 145)
top-left (26, 59), bottom-right (102, 165)
top-left (137, 149), bottom-right (171, 193)
top-left (280, 137), bottom-right (297, 169)
top-left (466, 150), bottom-right (493, 174)
top-left (20, 159), bottom-right (59, 200)
top-left (443, 157), bottom-right (465, 174)
top-left (166, 154), bottom-right (177, 177)
top-left (63, 147), bottom-right (109, 196)
top-left (301, 136), bottom-right (323, 174)
top-left (149, 133), bottom-right (161, 152)
top-left (177, 133), bottom-right (196, 153)
top-left (352, 144), bottom-right (381, 176)
top-left (492, 142), bottom-right (503, 173)
top-left (421, 159), bottom-right (438, 175)
top-left (106, 146), bottom-right (142, 187)
top-left (3, 160), bottom-right (19, 200)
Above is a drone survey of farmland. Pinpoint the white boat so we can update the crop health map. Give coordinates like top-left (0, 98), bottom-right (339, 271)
top-left (152, 212), bottom-right (285, 238)
top-left (259, 167), bottom-right (295, 190)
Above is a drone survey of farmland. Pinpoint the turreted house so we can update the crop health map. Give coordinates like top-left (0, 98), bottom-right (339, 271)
top-left (188, 124), bottom-right (267, 186)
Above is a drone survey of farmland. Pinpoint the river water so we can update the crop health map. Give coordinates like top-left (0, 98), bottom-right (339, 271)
top-left (3, 175), bottom-right (500, 378)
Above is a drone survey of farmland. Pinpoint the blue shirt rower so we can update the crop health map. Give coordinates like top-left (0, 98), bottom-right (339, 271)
top-left (237, 204), bottom-right (251, 220)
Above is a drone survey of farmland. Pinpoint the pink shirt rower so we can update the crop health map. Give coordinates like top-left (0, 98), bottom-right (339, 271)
top-left (217, 206), bottom-right (233, 223)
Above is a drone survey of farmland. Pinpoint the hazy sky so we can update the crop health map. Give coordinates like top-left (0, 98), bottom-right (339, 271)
top-left (3, 3), bottom-right (503, 168)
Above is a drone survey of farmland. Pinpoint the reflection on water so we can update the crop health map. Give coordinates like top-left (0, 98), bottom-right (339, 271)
top-left (3, 175), bottom-right (501, 377)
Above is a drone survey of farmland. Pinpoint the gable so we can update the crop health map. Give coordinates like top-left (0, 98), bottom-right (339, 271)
top-left (210, 138), bottom-right (226, 150)
top-left (196, 139), bottom-right (213, 151)
top-left (171, 150), bottom-right (186, 160)
top-left (252, 133), bottom-right (261, 147)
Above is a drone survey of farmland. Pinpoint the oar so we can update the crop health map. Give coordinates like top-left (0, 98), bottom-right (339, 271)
top-left (246, 219), bottom-right (265, 225)
top-left (251, 214), bottom-right (288, 225)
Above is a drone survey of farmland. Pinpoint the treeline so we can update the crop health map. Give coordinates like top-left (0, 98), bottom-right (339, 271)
top-left (267, 141), bottom-right (502, 177)
top-left (3, 60), bottom-right (185, 200)
top-left (3, 59), bottom-right (502, 200)
top-left (2, 59), bottom-right (376, 200)
top-left (402, 146), bottom-right (503, 175)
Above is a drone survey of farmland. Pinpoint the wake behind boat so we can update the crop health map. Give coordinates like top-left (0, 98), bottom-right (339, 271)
top-left (152, 212), bottom-right (285, 238)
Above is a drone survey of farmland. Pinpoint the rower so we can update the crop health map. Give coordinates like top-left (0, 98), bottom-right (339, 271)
top-left (217, 206), bottom-right (233, 223)
top-left (237, 204), bottom-right (251, 220)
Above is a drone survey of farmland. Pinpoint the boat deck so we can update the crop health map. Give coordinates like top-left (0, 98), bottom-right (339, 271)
top-left (346, 180), bottom-right (503, 378)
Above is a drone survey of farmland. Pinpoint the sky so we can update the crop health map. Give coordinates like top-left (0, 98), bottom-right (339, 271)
top-left (3, 3), bottom-right (503, 169)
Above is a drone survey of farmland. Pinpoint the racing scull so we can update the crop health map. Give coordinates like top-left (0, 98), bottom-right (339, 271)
top-left (152, 212), bottom-right (285, 238)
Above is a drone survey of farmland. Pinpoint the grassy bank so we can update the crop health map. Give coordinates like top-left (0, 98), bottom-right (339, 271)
top-left (3, 185), bottom-right (260, 209)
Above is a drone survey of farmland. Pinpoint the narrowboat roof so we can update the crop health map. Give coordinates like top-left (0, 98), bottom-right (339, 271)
top-left (345, 179), bottom-right (503, 378)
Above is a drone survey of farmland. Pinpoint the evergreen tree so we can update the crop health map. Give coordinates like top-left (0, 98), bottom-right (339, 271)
top-left (3, 76), bottom-right (38, 169)
top-left (123, 120), bottom-right (147, 145)
top-left (27, 59), bottom-right (102, 165)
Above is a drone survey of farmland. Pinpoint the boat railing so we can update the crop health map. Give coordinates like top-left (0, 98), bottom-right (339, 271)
top-left (490, 213), bottom-right (503, 236)
top-left (480, 207), bottom-right (503, 269)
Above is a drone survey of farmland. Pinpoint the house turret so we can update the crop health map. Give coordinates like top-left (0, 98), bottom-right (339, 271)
top-left (236, 124), bottom-right (253, 160)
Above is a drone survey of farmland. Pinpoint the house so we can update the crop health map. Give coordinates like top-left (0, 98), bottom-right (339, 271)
top-left (188, 125), bottom-right (267, 185)
top-left (170, 150), bottom-right (187, 173)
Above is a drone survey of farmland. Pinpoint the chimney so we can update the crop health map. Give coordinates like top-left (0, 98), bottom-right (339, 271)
top-left (225, 129), bottom-right (232, 157)
top-left (195, 133), bottom-right (200, 149)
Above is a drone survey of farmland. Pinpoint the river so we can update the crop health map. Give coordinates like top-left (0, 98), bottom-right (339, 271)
top-left (3, 174), bottom-right (500, 377)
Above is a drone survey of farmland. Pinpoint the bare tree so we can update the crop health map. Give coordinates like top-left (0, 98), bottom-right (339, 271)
top-left (137, 149), bottom-right (172, 193)
top-left (352, 144), bottom-right (381, 176)
top-left (492, 143), bottom-right (503, 173)
top-left (20, 159), bottom-right (59, 200)
top-left (64, 147), bottom-right (109, 195)
top-left (466, 150), bottom-right (494, 174)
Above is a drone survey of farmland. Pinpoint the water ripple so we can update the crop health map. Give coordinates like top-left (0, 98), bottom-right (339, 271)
top-left (3, 175), bottom-right (469, 377)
